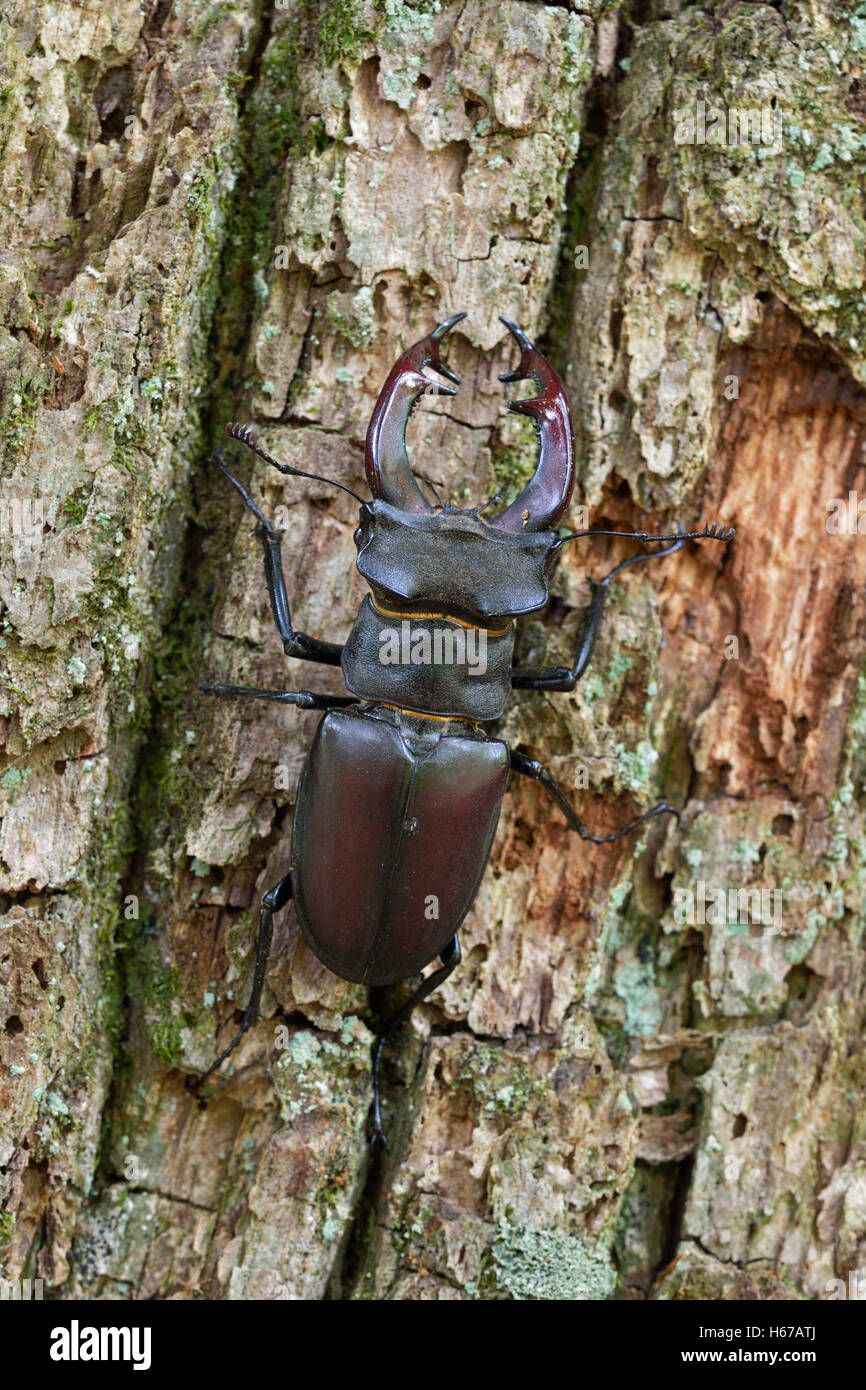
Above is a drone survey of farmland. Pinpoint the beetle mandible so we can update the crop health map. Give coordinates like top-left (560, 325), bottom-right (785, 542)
top-left (188, 313), bottom-right (734, 1142)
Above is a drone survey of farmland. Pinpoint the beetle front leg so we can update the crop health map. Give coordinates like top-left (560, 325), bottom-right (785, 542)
top-left (510, 751), bottom-right (677, 842)
top-left (211, 451), bottom-right (344, 667)
top-left (511, 534), bottom-right (685, 692)
top-left (370, 934), bottom-right (462, 1147)
top-left (186, 870), bottom-right (293, 1101)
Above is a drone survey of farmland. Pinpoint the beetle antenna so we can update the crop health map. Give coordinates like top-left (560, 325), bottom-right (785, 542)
top-left (557, 520), bottom-right (736, 546)
top-left (226, 422), bottom-right (368, 506)
top-left (477, 483), bottom-right (510, 516)
top-left (413, 470), bottom-right (446, 505)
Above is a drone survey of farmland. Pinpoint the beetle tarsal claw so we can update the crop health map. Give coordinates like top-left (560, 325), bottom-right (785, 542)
top-left (699, 519), bottom-right (737, 542)
top-left (226, 420), bottom-right (253, 445)
top-left (185, 1075), bottom-right (209, 1107)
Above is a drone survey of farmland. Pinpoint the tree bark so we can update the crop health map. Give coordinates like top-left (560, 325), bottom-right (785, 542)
top-left (2, 0), bottom-right (865, 1300)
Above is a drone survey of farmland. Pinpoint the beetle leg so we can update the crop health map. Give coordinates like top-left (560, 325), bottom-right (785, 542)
top-left (556, 520), bottom-right (736, 546)
top-left (185, 871), bottom-right (293, 1101)
top-left (511, 534), bottom-right (685, 692)
top-left (370, 934), bottom-right (462, 1147)
top-left (210, 451), bottom-right (345, 667)
top-left (202, 683), bottom-right (358, 710)
top-left (510, 750), bottom-right (678, 842)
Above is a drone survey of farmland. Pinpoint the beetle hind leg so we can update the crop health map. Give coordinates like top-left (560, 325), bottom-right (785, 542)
top-left (510, 750), bottom-right (677, 843)
top-left (370, 934), bottom-right (462, 1147)
top-left (185, 870), bottom-right (292, 1102)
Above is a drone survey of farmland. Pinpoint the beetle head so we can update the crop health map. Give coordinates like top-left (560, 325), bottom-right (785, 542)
top-left (360, 314), bottom-right (574, 621)
top-left (353, 499), bottom-right (561, 624)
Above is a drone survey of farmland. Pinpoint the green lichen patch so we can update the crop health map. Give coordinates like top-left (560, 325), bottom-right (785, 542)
top-left (272, 1018), bottom-right (372, 1125)
top-left (491, 1220), bottom-right (615, 1300)
top-left (649, 3), bottom-right (866, 378)
top-left (452, 1042), bottom-right (549, 1119)
top-left (324, 284), bottom-right (377, 349)
top-left (658, 799), bottom-right (846, 1024)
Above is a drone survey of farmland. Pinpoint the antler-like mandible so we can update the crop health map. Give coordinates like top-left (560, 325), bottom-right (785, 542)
top-left (365, 312), bottom-right (466, 512)
top-left (490, 317), bottom-right (575, 533)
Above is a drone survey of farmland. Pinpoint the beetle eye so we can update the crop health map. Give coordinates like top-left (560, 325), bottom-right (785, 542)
top-left (354, 508), bottom-right (373, 546)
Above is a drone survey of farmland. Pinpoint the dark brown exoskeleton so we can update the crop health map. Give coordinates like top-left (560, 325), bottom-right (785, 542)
top-left (189, 314), bottom-right (734, 1141)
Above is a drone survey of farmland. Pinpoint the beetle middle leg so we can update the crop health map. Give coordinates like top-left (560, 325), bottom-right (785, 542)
top-left (511, 534), bottom-right (685, 693)
top-left (370, 934), bottom-right (462, 1147)
top-left (203, 683), bottom-right (357, 710)
top-left (186, 870), bottom-right (293, 1101)
top-left (510, 750), bottom-right (676, 842)
top-left (211, 451), bottom-right (344, 667)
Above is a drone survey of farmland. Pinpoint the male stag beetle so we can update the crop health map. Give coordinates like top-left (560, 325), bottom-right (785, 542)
top-left (188, 313), bottom-right (734, 1142)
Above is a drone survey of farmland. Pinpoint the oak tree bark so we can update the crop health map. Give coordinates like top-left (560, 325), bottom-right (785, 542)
top-left (2, 0), bottom-right (865, 1300)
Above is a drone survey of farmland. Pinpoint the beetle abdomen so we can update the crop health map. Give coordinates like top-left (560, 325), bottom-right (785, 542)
top-left (291, 707), bottom-right (508, 986)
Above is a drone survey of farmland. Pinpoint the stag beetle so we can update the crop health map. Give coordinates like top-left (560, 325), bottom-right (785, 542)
top-left (188, 314), bottom-right (734, 1141)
